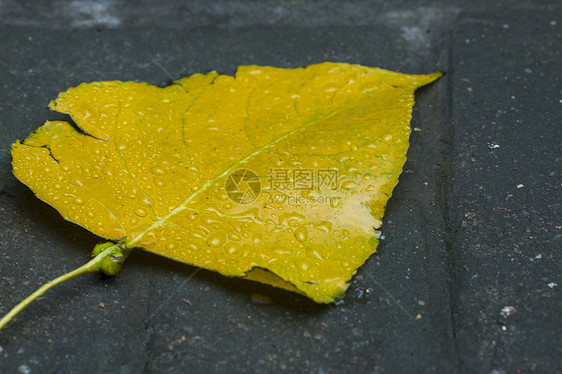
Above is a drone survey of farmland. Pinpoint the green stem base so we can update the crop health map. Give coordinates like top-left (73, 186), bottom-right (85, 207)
top-left (0, 242), bottom-right (131, 330)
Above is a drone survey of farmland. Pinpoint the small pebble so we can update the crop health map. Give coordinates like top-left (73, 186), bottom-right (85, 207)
top-left (501, 306), bottom-right (516, 317)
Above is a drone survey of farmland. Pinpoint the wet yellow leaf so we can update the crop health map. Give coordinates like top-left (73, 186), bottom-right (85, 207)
top-left (12, 62), bottom-right (441, 303)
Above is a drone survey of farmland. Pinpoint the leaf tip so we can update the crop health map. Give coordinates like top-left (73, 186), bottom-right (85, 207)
top-left (434, 71), bottom-right (446, 79)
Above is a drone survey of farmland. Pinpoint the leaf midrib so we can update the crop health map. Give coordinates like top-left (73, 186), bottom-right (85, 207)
top-left (124, 104), bottom-right (349, 248)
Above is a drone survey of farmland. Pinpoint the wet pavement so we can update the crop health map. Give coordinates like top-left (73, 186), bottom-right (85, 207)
top-left (0, 1), bottom-right (560, 373)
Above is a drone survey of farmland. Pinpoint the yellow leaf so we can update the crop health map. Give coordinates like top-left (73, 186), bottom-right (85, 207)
top-left (12, 62), bottom-right (441, 303)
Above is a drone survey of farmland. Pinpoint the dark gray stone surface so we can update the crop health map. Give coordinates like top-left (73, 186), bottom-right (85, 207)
top-left (0, 1), bottom-right (560, 373)
top-left (448, 12), bottom-right (562, 372)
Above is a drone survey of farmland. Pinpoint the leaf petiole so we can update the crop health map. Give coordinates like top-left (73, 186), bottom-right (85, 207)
top-left (0, 242), bottom-right (130, 330)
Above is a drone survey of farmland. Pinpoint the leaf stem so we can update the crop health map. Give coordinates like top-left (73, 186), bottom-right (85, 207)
top-left (0, 243), bottom-right (121, 330)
